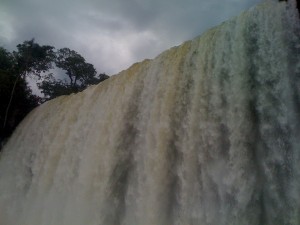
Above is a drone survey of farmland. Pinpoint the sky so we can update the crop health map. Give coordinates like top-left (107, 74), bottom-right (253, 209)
top-left (0, 0), bottom-right (262, 76)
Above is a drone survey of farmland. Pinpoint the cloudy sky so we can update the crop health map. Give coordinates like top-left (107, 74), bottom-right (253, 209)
top-left (0, 0), bottom-right (261, 75)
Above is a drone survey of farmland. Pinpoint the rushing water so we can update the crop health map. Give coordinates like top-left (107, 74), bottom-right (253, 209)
top-left (0, 1), bottom-right (300, 225)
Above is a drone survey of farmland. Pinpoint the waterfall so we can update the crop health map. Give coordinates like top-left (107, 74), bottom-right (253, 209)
top-left (0, 1), bottom-right (300, 225)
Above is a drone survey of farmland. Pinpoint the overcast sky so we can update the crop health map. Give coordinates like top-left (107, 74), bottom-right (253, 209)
top-left (0, 0), bottom-right (261, 75)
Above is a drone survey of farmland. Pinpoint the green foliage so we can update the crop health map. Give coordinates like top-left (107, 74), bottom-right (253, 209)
top-left (0, 47), bottom-right (14, 71)
top-left (56, 48), bottom-right (96, 86)
top-left (37, 73), bottom-right (75, 98)
top-left (38, 48), bottom-right (109, 100)
top-left (0, 39), bottom-right (108, 148)
top-left (0, 70), bottom-right (40, 146)
top-left (1, 39), bottom-right (55, 146)
top-left (13, 39), bottom-right (55, 77)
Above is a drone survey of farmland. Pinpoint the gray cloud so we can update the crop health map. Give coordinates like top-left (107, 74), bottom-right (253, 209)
top-left (0, 0), bottom-right (261, 75)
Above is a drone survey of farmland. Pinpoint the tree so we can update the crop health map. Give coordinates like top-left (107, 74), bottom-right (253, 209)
top-left (13, 39), bottom-right (55, 77)
top-left (0, 47), bottom-right (14, 71)
top-left (0, 41), bottom-right (108, 148)
top-left (0, 47), bottom-right (40, 148)
top-left (37, 73), bottom-right (75, 98)
top-left (55, 48), bottom-right (96, 88)
top-left (38, 48), bottom-right (109, 100)
top-left (2, 39), bottom-right (55, 135)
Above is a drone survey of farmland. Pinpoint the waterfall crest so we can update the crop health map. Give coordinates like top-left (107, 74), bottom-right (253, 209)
top-left (0, 1), bottom-right (300, 225)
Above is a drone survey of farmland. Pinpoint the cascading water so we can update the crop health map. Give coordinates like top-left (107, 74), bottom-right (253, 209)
top-left (0, 1), bottom-right (300, 225)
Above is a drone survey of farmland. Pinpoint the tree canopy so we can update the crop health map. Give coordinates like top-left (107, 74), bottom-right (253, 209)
top-left (0, 46), bottom-right (40, 146)
top-left (38, 47), bottom-right (109, 100)
top-left (13, 39), bottom-right (56, 77)
top-left (0, 39), bottom-right (108, 149)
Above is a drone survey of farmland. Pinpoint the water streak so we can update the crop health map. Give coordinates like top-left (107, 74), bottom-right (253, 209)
top-left (0, 1), bottom-right (300, 224)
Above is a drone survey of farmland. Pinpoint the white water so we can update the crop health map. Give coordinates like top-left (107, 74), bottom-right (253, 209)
top-left (1, 1), bottom-right (300, 225)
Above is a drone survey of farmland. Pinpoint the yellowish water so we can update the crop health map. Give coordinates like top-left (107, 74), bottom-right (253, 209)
top-left (0, 1), bottom-right (300, 225)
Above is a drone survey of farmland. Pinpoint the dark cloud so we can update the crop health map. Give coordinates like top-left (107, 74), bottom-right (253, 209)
top-left (0, 0), bottom-right (261, 74)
